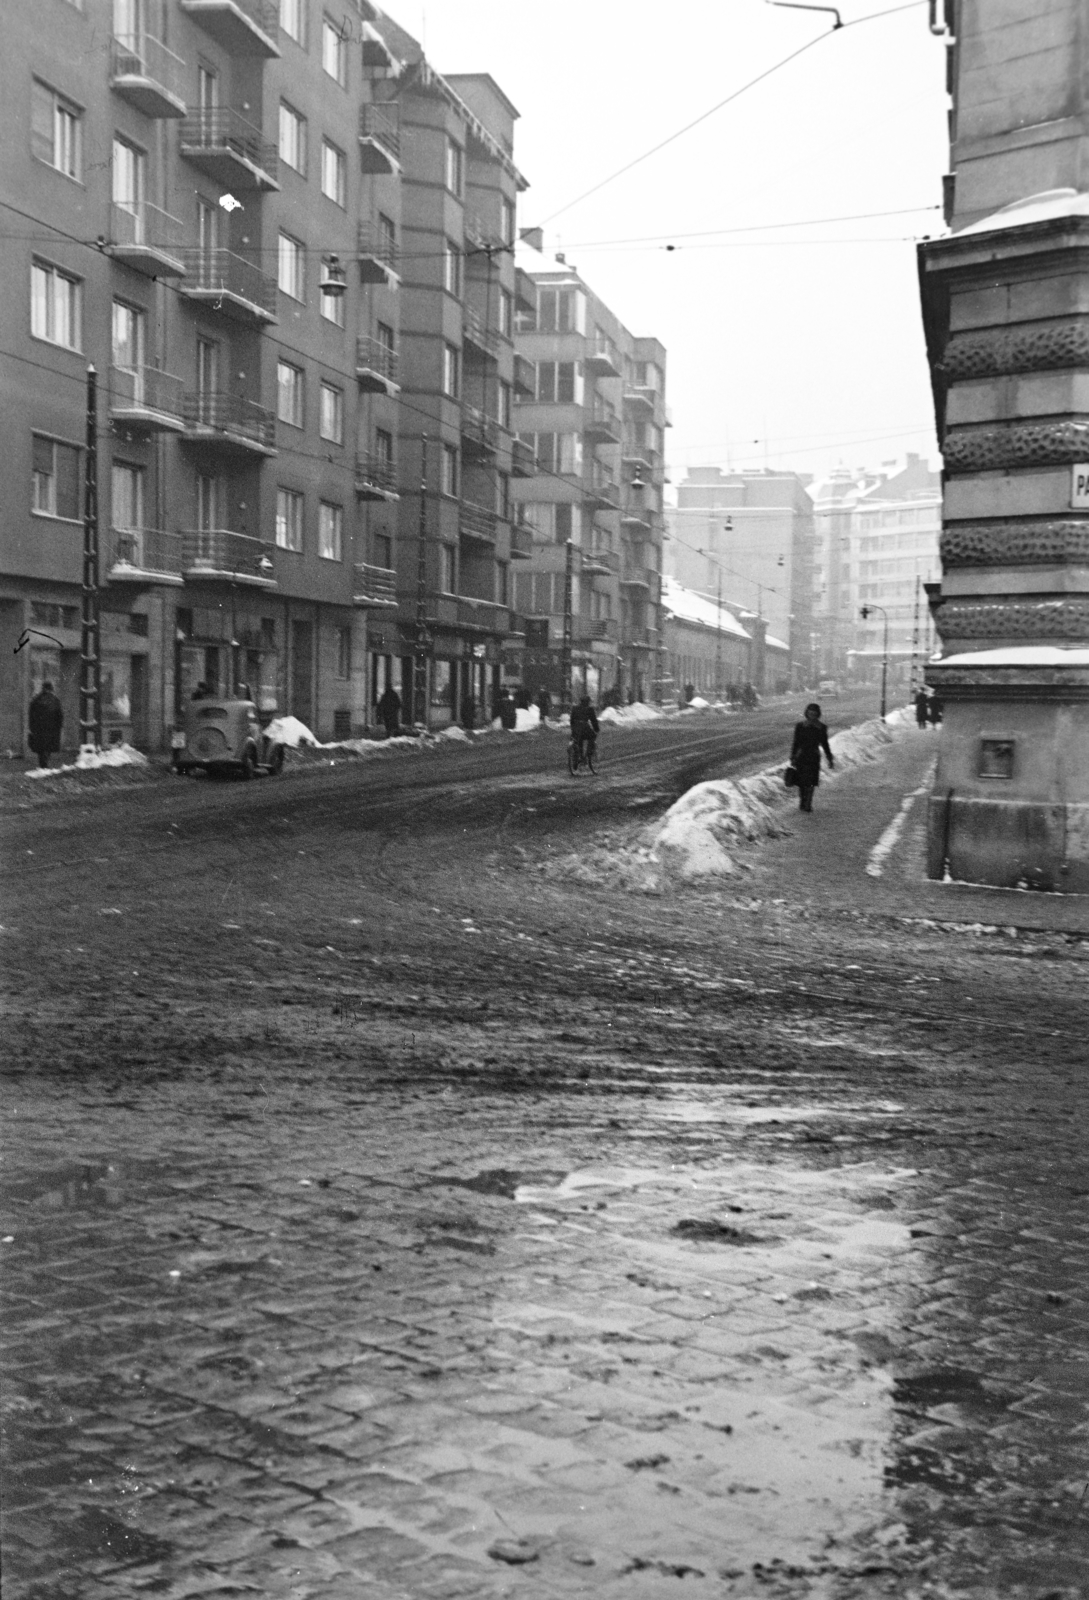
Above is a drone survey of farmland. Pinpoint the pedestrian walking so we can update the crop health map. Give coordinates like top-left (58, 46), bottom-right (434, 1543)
top-left (376, 684), bottom-right (401, 737)
top-left (790, 701), bottom-right (834, 813)
top-left (497, 688), bottom-right (517, 730)
top-left (914, 686), bottom-right (930, 729)
top-left (28, 681), bottom-right (64, 767)
top-left (535, 687), bottom-right (552, 723)
top-left (927, 692), bottom-right (943, 726)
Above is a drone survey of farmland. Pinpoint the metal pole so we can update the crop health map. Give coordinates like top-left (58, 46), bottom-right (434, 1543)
top-left (414, 435), bottom-right (429, 728)
top-left (715, 567), bottom-right (723, 702)
top-left (80, 365), bottom-right (101, 749)
top-left (881, 610), bottom-right (889, 720)
top-left (561, 537), bottom-right (574, 711)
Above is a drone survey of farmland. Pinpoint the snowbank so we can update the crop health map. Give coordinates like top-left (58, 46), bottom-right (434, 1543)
top-left (25, 743), bottom-right (149, 780)
top-left (599, 701), bottom-right (667, 726)
top-left (263, 715), bottom-right (319, 748)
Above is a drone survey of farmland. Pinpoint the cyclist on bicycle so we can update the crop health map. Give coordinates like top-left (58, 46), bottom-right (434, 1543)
top-left (570, 694), bottom-right (599, 766)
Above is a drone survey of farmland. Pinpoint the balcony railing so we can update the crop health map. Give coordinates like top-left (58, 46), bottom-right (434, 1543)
top-left (464, 210), bottom-right (503, 252)
top-left (107, 202), bottom-right (186, 276)
top-left (110, 33), bottom-right (187, 117)
top-left (509, 521), bottom-right (534, 560)
top-left (358, 220), bottom-right (399, 285)
top-left (459, 501), bottom-right (498, 541)
top-left (620, 561), bottom-right (654, 590)
top-left (178, 0), bottom-right (279, 59)
top-left (107, 528), bottom-right (184, 584)
top-left (355, 334), bottom-right (399, 393)
top-left (181, 528), bottom-right (277, 584)
top-left (460, 404), bottom-right (500, 458)
top-left (109, 366), bottom-right (185, 430)
top-left (179, 107), bottom-right (278, 189)
top-left (586, 337), bottom-right (621, 378)
top-left (581, 544), bottom-right (620, 576)
top-left (575, 617), bottom-right (618, 644)
top-left (355, 451), bottom-right (399, 500)
top-left (359, 103), bottom-right (401, 174)
top-left (623, 385), bottom-right (658, 412)
top-left (181, 391), bottom-right (276, 453)
top-left (513, 352), bottom-right (535, 397)
top-left (177, 248), bottom-right (277, 322)
top-left (588, 474), bottom-right (620, 508)
top-left (510, 435), bottom-right (535, 477)
top-left (585, 399), bottom-right (622, 444)
top-left (352, 562), bottom-right (398, 608)
top-left (463, 305), bottom-right (500, 359)
top-left (455, 595), bottom-right (510, 632)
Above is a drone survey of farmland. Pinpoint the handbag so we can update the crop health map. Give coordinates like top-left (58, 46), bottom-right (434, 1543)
top-left (783, 764), bottom-right (798, 788)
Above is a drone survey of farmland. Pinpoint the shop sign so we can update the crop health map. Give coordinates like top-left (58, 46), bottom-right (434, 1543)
top-left (1072, 464), bottom-right (1089, 508)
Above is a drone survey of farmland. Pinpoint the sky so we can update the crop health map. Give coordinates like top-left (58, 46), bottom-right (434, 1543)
top-left (382, 0), bottom-right (951, 486)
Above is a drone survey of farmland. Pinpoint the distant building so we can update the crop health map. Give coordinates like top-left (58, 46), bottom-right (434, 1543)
top-left (659, 575), bottom-right (794, 702)
top-left (664, 468), bottom-right (814, 691)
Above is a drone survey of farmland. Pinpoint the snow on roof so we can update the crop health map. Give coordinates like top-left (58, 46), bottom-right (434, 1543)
top-left (934, 646), bottom-right (1089, 667)
top-left (660, 576), bottom-right (750, 639)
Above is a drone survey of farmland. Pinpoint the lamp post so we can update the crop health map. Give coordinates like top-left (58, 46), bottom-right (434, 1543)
top-left (860, 602), bottom-right (889, 720)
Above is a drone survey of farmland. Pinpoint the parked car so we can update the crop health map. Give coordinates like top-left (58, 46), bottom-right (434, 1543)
top-left (173, 697), bottom-right (285, 778)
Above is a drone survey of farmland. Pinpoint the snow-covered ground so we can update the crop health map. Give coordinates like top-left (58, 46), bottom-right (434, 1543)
top-left (24, 744), bottom-right (149, 781)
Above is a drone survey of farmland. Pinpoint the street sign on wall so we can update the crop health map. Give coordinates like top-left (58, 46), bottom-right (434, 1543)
top-left (1072, 464), bottom-right (1089, 508)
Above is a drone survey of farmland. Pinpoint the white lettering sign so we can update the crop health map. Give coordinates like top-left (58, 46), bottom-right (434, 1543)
top-left (1072, 464), bottom-right (1089, 508)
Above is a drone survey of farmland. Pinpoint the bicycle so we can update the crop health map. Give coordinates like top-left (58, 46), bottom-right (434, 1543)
top-left (567, 734), bottom-right (597, 776)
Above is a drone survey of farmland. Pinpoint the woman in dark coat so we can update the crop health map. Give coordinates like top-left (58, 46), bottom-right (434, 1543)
top-left (790, 701), bottom-right (834, 813)
top-left (28, 681), bottom-right (64, 768)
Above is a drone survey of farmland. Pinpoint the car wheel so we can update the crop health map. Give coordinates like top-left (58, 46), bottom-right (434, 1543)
top-left (240, 746), bottom-right (256, 780)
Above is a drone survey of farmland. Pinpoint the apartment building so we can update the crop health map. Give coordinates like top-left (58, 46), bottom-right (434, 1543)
top-left (510, 253), bottom-right (668, 704)
top-left (1, 0), bottom-right (530, 753)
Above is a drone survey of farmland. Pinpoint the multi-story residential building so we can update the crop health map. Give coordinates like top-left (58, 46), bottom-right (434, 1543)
top-left (510, 254), bottom-right (668, 704)
top-left (0, 0), bottom-right (530, 753)
top-left (664, 468), bottom-right (814, 693)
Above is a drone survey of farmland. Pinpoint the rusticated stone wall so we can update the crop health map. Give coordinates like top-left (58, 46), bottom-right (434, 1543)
top-left (940, 521), bottom-right (1089, 568)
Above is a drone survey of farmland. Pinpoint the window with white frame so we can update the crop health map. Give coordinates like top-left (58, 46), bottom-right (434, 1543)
top-left (443, 239), bottom-right (462, 298)
top-left (276, 487), bottom-right (304, 551)
top-left (320, 139), bottom-right (346, 205)
top-left (319, 381), bottom-right (343, 443)
top-left (112, 135), bottom-right (144, 216)
top-left (111, 300), bottom-right (144, 371)
top-left (441, 443), bottom-right (459, 498)
top-left (443, 343), bottom-right (460, 399)
top-left (319, 500), bottom-right (343, 560)
top-left (322, 15), bottom-right (347, 83)
top-left (276, 359), bottom-right (304, 427)
top-left (279, 102), bottom-right (306, 173)
top-left (440, 543), bottom-right (456, 594)
top-left (278, 232), bottom-right (305, 300)
top-left (499, 289), bottom-right (512, 339)
top-left (280, 0), bottom-right (305, 42)
top-left (374, 427), bottom-right (394, 471)
top-left (535, 361), bottom-right (581, 404)
top-left (497, 380), bottom-right (512, 431)
top-left (445, 139), bottom-right (463, 196)
top-left (31, 261), bottom-right (81, 349)
top-left (31, 80), bottom-right (81, 178)
top-left (538, 287), bottom-right (586, 334)
top-left (111, 461), bottom-right (144, 530)
top-left (31, 435), bottom-right (80, 518)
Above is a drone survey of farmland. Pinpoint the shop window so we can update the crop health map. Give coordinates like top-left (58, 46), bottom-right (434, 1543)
top-left (979, 738), bottom-right (1014, 779)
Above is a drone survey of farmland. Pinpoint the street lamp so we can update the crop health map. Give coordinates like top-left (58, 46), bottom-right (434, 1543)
top-left (860, 602), bottom-right (889, 720)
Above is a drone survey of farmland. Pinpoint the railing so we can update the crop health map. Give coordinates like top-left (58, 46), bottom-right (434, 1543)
top-left (179, 107), bottom-right (278, 184)
top-left (182, 0), bottom-right (277, 36)
top-left (587, 336), bottom-right (621, 373)
top-left (108, 528), bottom-right (183, 576)
top-left (110, 33), bottom-right (186, 104)
top-left (582, 545), bottom-right (620, 575)
top-left (589, 474), bottom-right (620, 507)
top-left (110, 365), bottom-right (185, 421)
top-left (460, 404), bottom-right (500, 455)
top-left (509, 522), bottom-right (534, 559)
top-left (587, 399), bottom-right (622, 435)
top-left (463, 304), bottom-right (500, 357)
top-left (455, 595), bottom-right (510, 630)
top-left (459, 501), bottom-right (498, 539)
top-left (355, 450), bottom-right (398, 496)
top-left (358, 220), bottom-right (399, 274)
top-left (624, 384), bottom-right (658, 410)
top-left (182, 528), bottom-right (275, 577)
top-left (575, 617), bottom-right (618, 643)
top-left (352, 562), bottom-right (398, 606)
top-left (182, 391), bottom-right (275, 449)
top-left (510, 435), bottom-right (536, 475)
top-left (620, 561), bottom-right (653, 588)
top-left (109, 200), bottom-right (184, 257)
top-left (359, 103), bottom-right (401, 161)
top-left (355, 334), bottom-right (398, 384)
top-left (513, 353), bottom-right (535, 396)
top-left (177, 248), bottom-right (277, 318)
top-left (464, 210), bottom-right (503, 252)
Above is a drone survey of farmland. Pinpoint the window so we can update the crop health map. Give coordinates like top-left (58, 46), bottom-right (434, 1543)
top-left (31, 435), bottom-right (80, 519)
top-left (374, 427), bottom-right (394, 471)
top-left (443, 239), bottom-right (462, 298)
top-left (499, 289), bottom-right (512, 339)
top-left (497, 562), bottom-right (509, 605)
top-left (197, 63), bottom-right (218, 113)
top-left (535, 361), bottom-right (580, 403)
top-left (498, 380), bottom-right (512, 431)
top-left (378, 212), bottom-right (396, 261)
top-left (111, 462), bottom-right (144, 530)
top-left (377, 321), bottom-right (395, 365)
top-left (197, 196), bottom-right (218, 259)
top-left (441, 443), bottom-right (459, 497)
top-left (195, 474), bottom-right (220, 530)
top-left (280, 0), bottom-right (306, 42)
top-left (112, 300), bottom-right (144, 371)
top-left (196, 338), bottom-right (218, 394)
top-left (278, 232), bottom-right (305, 300)
top-left (319, 501), bottom-right (343, 561)
top-left (112, 135), bottom-right (144, 215)
top-left (320, 276), bottom-right (345, 326)
top-left (440, 543), bottom-right (456, 594)
top-left (374, 533), bottom-right (392, 570)
top-left (501, 197), bottom-right (515, 245)
top-left (319, 381), bottom-right (343, 443)
top-left (336, 627), bottom-right (351, 679)
top-left (443, 343), bottom-right (460, 399)
top-left (321, 139), bottom-right (346, 205)
top-left (279, 102), bottom-right (306, 173)
top-left (322, 16), bottom-right (347, 84)
top-left (555, 504), bottom-right (580, 544)
top-left (521, 432), bottom-right (581, 475)
top-left (31, 261), bottom-right (81, 349)
top-left (276, 360), bottom-right (304, 427)
top-left (31, 80), bottom-right (81, 178)
top-left (979, 738), bottom-right (1015, 779)
top-left (276, 487), bottom-right (304, 551)
top-left (538, 287), bottom-right (585, 334)
top-left (445, 139), bottom-right (463, 196)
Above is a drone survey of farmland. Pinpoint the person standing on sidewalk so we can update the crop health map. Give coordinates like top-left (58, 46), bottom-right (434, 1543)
top-left (791, 702), bottom-right (834, 813)
top-left (27, 680), bottom-right (63, 768)
top-left (914, 686), bottom-right (930, 729)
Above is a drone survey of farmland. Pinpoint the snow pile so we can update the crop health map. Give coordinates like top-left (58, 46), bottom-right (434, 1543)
top-left (25, 743), bottom-right (149, 780)
top-left (599, 701), bottom-right (667, 726)
top-left (688, 695), bottom-right (710, 710)
top-left (490, 706), bottom-right (541, 733)
top-left (436, 724), bottom-right (471, 743)
top-left (263, 715), bottom-right (319, 748)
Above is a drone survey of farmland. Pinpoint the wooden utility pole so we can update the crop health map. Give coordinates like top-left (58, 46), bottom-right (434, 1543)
top-left (80, 365), bottom-right (101, 749)
top-left (413, 436), bottom-right (431, 728)
top-left (560, 537), bottom-right (574, 710)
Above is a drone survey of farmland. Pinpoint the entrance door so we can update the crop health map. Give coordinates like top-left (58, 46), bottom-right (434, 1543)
top-left (291, 621), bottom-right (313, 725)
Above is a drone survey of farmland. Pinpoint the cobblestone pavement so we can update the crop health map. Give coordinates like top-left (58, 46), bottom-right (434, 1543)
top-left (1, 724), bottom-right (1087, 1599)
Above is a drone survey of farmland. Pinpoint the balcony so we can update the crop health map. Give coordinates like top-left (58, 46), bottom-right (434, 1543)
top-left (464, 211), bottom-right (503, 253)
top-left (587, 475), bottom-right (620, 509)
top-left (182, 529), bottom-right (277, 585)
top-left (106, 529), bottom-right (184, 586)
top-left (461, 404), bottom-right (500, 460)
top-left (620, 561), bottom-right (653, 591)
top-left (110, 33), bottom-right (187, 117)
top-left (179, 108), bottom-right (278, 190)
top-left (109, 366), bottom-right (185, 432)
top-left (513, 352), bottom-right (535, 398)
top-left (510, 435), bottom-right (535, 477)
top-left (506, 611), bottom-right (527, 638)
top-left (459, 501), bottom-right (498, 543)
top-left (355, 451), bottom-right (399, 501)
top-left (581, 544), bottom-right (619, 577)
top-left (181, 391), bottom-right (276, 455)
top-left (622, 510), bottom-right (652, 533)
top-left (359, 103), bottom-right (401, 175)
top-left (463, 305), bottom-right (500, 361)
top-left (355, 334), bottom-right (399, 395)
top-left (574, 617), bottom-right (618, 644)
top-left (585, 337), bottom-right (621, 378)
top-left (454, 595), bottom-right (510, 633)
top-left (623, 385), bottom-right (657, 414)
top-left (177, 248), bottom-right (277, 323)
top-left (515, 266), bottom-right (536, 314)
top-left (509, 520), bottom-right (534, 560)
top-left (623, 446), bottom-right (657, 472)
top-left (178, 0), bottom-right (279, 57)
top-left (353, 562), bottom-right (398, 608)
top-left (584, 400), bottom-right (622, 446)
top-left (106, 202), bottom-right (186, 277)
top-left (358, 220), bottom-right (399, 287)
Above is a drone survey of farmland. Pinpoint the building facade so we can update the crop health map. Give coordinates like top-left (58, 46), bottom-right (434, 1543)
top-left (509, 253), bottom-right (668, 704)
top-left (0, 0), bottom-right (532, 754)
top-left (659, 575), bottom-right (753, 703)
